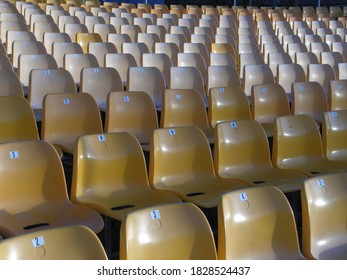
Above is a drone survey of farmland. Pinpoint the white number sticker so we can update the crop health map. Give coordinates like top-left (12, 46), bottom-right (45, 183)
top-left (239, 192), bottom-right (248, 201)
top-left (169, 129), bottom-right (176, 135)
top-left (231, 122), bottom-right (237, 128)
top-left (150, 210), bottom-right (161, 220)
top-left (63, 98), bottom-right (70, 105)
top-left (123, 96), bottom-right (130, 102)
top-left (32, 236), bottom-right (45, 248)
top-left (9, 151), bottom-right (19, 159)
top-left (175, 94), bottom-right (182, 100)
top-left (317, 178), bottom-right (325, 187)
top-left (219, 88), bottom-right (225, 93)
top-left (261, 87), bottom-right (267, 93)
top-left (98, 135), bottom-right (105, 142)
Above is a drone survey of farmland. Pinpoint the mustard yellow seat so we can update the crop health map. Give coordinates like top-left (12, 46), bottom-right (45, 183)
top-left (149, 126), bottom-right (249, 208)
top-left (76, 32), bottom-right (102, 53)
top-left (71, 132), bottom-right (180, 221)
top-left (215, 120), bottom-right (307, 192)
top-left (302, 173), bottom-right (347, 259)
top-left (0, 225), bottom-right (108, 260)
top-left (0, 140), bottom-right (104, 238)
top-left (218, 186), bottom-right (306, 259)
top-left (0, 70), bottom-right (24, 97)
top-left (41, 92), bottom-right (103, 155)
top-left (272, 114), bottom-right (347, 177)
top-left (329, 80), bottom-right (347, 111)
top-left (322, 110), bottom-right (347, 161)
top-left (120, 202), bottom-right (217, 260)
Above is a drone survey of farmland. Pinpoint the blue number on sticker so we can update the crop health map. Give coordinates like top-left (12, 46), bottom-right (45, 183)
top-left (123, 96), bottom-right (130, 102)
top-left (338, 84), bottom-right (342, 90)
top-left (32, 236), bottom-right (44, 248)
top-left (300, 86), bottom-right (305, 91)
top-left (98, 135), bottom-right (105, 142)
top-left (317, 178), bottom-right (325, 187)
top-left (63, 98), bottom-right (70, 105)
top-left (239, 192), bottom-right (248, 201)
top-left (75, 54), bottom-right (80, 59)
top-left (219, 88), bottom-right (225, 93)
top-left (332, 111), bottom-right (338, 118)
top-left (231, 122), bottom-right (237, 128)
top-left (45, 69), bottom-right (50, 75)
top-left (150, 210), bottom-right (160, 220)
top-left (9, 151), bottom-right (19, 159)
top-left (261, 87), bottom-right (266, 93)
top-left (94, 68), bottom-right (100, 73)
top-left (176, 94), bottom-right (182, 100)
top-left (169, 129), bottom-right (176, 135)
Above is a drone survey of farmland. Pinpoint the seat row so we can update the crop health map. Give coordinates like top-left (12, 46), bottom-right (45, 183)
top-left (0, 123), bottom-right (346, 260)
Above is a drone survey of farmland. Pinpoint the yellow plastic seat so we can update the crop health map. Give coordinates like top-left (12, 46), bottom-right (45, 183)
top-left (215, 120), bottom-right (307, 192)
top-left (308, 63), bottom-right (336, 95)
top-left (276, 63), bottom-right (306, 96)
top-left (295, 51), bottom-right (319, 77)
top-left (242, 64), bottom-right (274, 98)
top-left (71, 132), bottom-right (181, 222)
top-left (268, 52), bottom-right (292, 78)
top-left (0, 54), bottom-right (14, 72)
top-left (142, 53), bottom-right (172, 88)
top-left (155, 42), bottom-right (180, 66)
top-left (238, 52), bottom-right (265, 79)
top-left (251, 83), bottom-right (291, 137)
top-left (76, 32), bottom-right (102, 53)
top-left (149, 126), bottom-right (249, 208)
top-left (272, 114), bottom-right (347, 177)
top-left (120, 202), bottom-right (217, 260)
top-left (207, 66), bottom-right (240, 95)
top-left (291, 81), bottom-right (328, 125)
top-left (43, 32), bottom-right (72, 55)
top-left (80, 67), bottom-right (123, 111)
top-left (218, 186), bottom-right (306, 259)
top-left (87, 42), bottom-right (117, 66)
top-left (137, 32), bottom-right (160, 53)
top-left (208, 87), bottom-right (251, 128)
top-left (107, 33), bottom-right (131, 53)
top-left (41, 92), bottom-right (103, 155)
top-left (0, 70), bottom-right (24, 97)
top-left (0, 140), bottom-right (104, 238)
top-left (33, 22), bottom-right (60, 42)
top-left (6, 30), bottom-right (37, 56)
top-left (105, 91), bottom-right (158, 151)
top-left (11, 40), bottom-right (47, 69)
top-left (161, 89), bottom-right (214, 143)
top-left (329, 80), bottom-right (347, 111)
top-left (0, 225), bottom-right (108, 260)
top-left (322, 110), bottom-right (347, 161)
top-left (302, 173), bottom-right (347, 259)
top-left (64, 23), bottom-right (89, 43)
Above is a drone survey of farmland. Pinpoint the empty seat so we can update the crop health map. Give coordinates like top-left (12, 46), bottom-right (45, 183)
top-left (329, 80), bottom-right (347, 110)
top-left (120, 202), bottom-right (217, 260)
top-left (208, 87), bottom-right (251, 128)
top-left (272, 114), bottom-right (347, 177)
top-left (87, 42), bottom-right (117, 66)
top-left (218, 186), bottom-right (306, 259)
top-left (122, 42), bottom-right (149, 66)
top-left (80, 67), bottom-right (123, 111)
top-left (107, 33), bottom-right (131, 53)
top-left (295, 52), bottom-right (319, 77)
top-left (242, 64), bottom-right (274, 98)
top-left (149, 126), bottom-right (249, 208)
top-left (41, 92), bottom-right (103, 155)
top-left (276, 63), bottom-right (306, 96)
top-left (0, 140), bottom-right (104, 237)
top-left (12, 40), bottom-right (47, 69)
top-left (6, 30), bottom-right (37, 56)
top-left (64, 23), bottom-right (88, 42)
top-left (0, 225), bottom-right (108, 260)
top-left (76, 32), bottom-right (102, 53)
top-left (308, 63), bottom-right (336, 94)
top-left (43, 32), bottom-right (72, 55)
top-left (0, 70), bottom-right (24, 97)
top-left (207, 66), bottom-right (240, 95)
top-left (268, 52), bottom-right (292, 78)
top-left (52, 42), bottom-right (83, 68)
top-left (302, 173), bottom-right (347, 259)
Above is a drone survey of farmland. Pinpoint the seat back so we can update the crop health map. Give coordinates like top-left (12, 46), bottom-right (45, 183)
top-left (276, 63), bottom-right (306, 94)
top-left (142, 53), bottom-right (172, 87)
top-left (43, 32), bottom-right (72, 55)
top-left (322, 109), bottom-right (347, 161)
top-left (122, 42), bottom-right (149, 66)
top-left (149, 126), bottom-right (216, 190)
top-left (6, 30), bottom-right (37, 56)
top-left (52, 42), bottom-right (83, 68)
top-left (218, 186), bottom-right (302, 259)
top-left (295, 51), bottom-right (319, 77)
top-left (120, 202), bottom-right (217, 260)
top-left (0, 54), bottom-right (13, 71)
top-left (87, 42), bottom-right (117, 66)
top-left (308, 63), bottom-right (336, 94)
top-left (41, 92), bottom-right (103, 154)
top-left (302, 173), bottom-right (347, 259)
top-left (0, 225), bottom-right (108, 260)
top-left (291, 81), bottom-right (328, 124)
top-left (80, 67), bottom-right (123, 111)
top-left (242, 64), bottom-right (274, 97)
top-left (0, 96), bottom-right (39, 143)
top-left (105, 91), bottom-right (158, 147)
top-left (272, 114), bottom-right (325, 169)
top-left (208, 87), bottom-right (251, 128)
top-left (329, 80), bottom-right (347, 110)
top-left (76, 32), bottom-right (102, 53)
top-left (207, 66), bottom-right (240, 95)
top-left (0, 70), bottom-right (24, 97)
top-left (12, 40), bottom-right (47, 68)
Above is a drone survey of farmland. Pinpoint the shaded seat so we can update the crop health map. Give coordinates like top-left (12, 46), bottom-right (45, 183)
top-left (214, 120), bottom-right (307, 192)
top-left (0, 225), bottom-right (108, 260)
top-left (272, 114), bottom-right (347, 177)
top-left (71, 132), bottom-right (181, 222)
top-left (0, 140), bottom-right (104, 238)
top-left (120, 202), bottom-right (217, 260)
top-left (302, 173), bottom-right (347, 259)
top-left (0, 70), bottom-right (24, 97)
top-left (149, 126), bottom-right (249, 208)
top-left (329, 80), bottom-right (347, 111)
top-left (218, 186), bottom-right (306, 259)
top-left (105, 91), bottom-right (158, 151)
top-left (41, 92), bottom-right (103, 155)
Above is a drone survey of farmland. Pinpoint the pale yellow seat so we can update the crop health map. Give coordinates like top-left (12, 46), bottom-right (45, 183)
top-left (149, 126), bottom-right (249, 208)
top-left (84, 15), bottom-right (105, 33)
top-left (6, 30), bottom-right (37, 56)
top-left (308, 63), bottom-right (336, 94)
top-left (320, 51), bottom-right (344, 75)
top-left (0, 140), bottom-right (104, 238)
top-left (272, 114), bottom-right (347, 177)
top-left (64, 23), bottom-right (88, 42)
top-left (155, 42), bottom-right (180, 66)
top-left (304, 34), bottom-right (323, 50)
top-left (215, 120), bottom-right (306, 192)
top-left (105, 91), bottom-right (158, 151)
top-left (71, 132), bottom-right (181, 222)
top-left (146, 24), bottom-right (166, 42)
top-left (142, 53), bottom-right (172, 88)
top-left (218, 186), bottom-right (306, 259)
top-left (276, 63), bottom-right (306, 96)
top-left (268, 52), bottom-right (292, 78)
top-left (120, 24), bottom-right (141, 42)
top-left (209, 53), bottom-right (236, 68)
top-left (80, 67), bottom-right (122, 111)
top-left (52, 41), bottom-right (83, 68)
top-left (107, 33), bottom-right (131, 53)
top-left (0, 225), bottom-right (108, 260)
top-left (28, 68), bottom-right (77, 122)
top-left (109, 16), bottom-right (129, 33)
top-left (0, 70), bottom-right (24, 97)
top-left (329, 80), bottom-right (347, 110)
top-left (137, 33), bottom-right (160, 53)
top-left (104, 53), bottom-right (137, 88)
top-left (93, 23), bottom-right (116, 42)
top-left (161, 89), bottom-right (214, 143)
top-left (33, 22), bottom-right (60, 42)
top-left (251, 83), bottom-right (291, 137)
top-left (183, 42), bottom-right (209, 68)
top-left (302, 173), bottom-right (347, 259)
top-left (11, 40), bottom-right (47, 69)
top-left (127, 66), bottom-right (165, 109)
top-left (43, 32), bottom-right (72, 55)
top-left (287, 42), bottom-right (308, 62)
top-left (242, 64), bottom-right (274, 98)
top-left (122, 42), bottom-right (149, 66)
top-left (87, 42), bottom-right (117, 66)
top-left (170, 25), bottom-right (191, 43)
top-left (57, 15), bottom-right (80, 33)
top-left (64, 53), bottom-right (99, 86)
top-left (332, 42), bottom-right (347, 63)
top-left (322, 110), bottom-right (347, 161)
top-left (310, 42), bottom-right (331, 62)
top-left (120, 202), bottom-right (217, 260)
top-left (295, 51), bottom-right (319, 77)
top-left (133, 17), bottom-right (152, 33)
top-left (208, 87), bottom-right (251, 128)
top-left (238, 52), bottom-right (265, 79)
top-left (177, 52), bottom-right (207, 85)
top-left (41, 92), bottom-right (103, 155)
top-left (291, 81), bottom-right (328, 124)
top-left (207, 66), bottom-right (240, 95)
top-left (262, 42), bottom-right (285, 64)
top-left (0, 20), bottom-right (28, 45)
